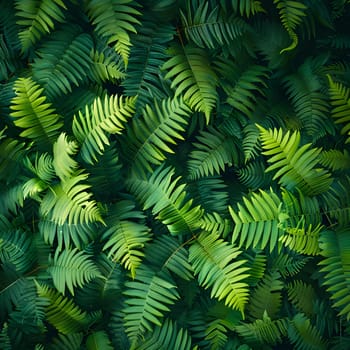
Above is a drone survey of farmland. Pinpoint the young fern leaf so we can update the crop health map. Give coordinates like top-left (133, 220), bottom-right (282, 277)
top-left (10, 77), bottom-right (63, 149)
top-left (181, 2), bottom-right (250, 49)
top-left (187, 126), bottom-right (239, 180)
top-left (48, 247), bottom-right (101, 295)
top-left (123, 97), bottom-right (191, 174)
top-left (327, 75), bottom-right (350, 143)
top-left (229, 189), bottom-right (284, 252)
top-left (123, 267), bottom-right (180, 349)
top-left (127, 165), bottom-right (203, 236)
top-left (102, 200), bottom-right (151, 279)
top-left (189, 232), bottom-right (250, 316)
top-left (35, 281), bottom-right (100, 335)
top-left (15, 0), bottom-right (67, 52)
top-left (72, 95), bottom-right (136, 164)
top-left (319, 228), bottom-right (350, 321)
top-left (273, 0), bottom-right (307, 53)
top-left (257, 125), bottom-right (333, 195)
top-left (85, 0), bottom-right (141, 66)
top-left (162, 43), bottom-right (218, 123)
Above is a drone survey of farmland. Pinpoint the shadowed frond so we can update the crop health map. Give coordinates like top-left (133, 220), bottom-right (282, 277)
top-left (163, 43), bottom-right (218, 122)
top-left (86, 330), bottom-right (113, 350)
top-left (287, 281), bottom-right (316, 316)
top-left (319, 149), bottom-right (350, 171)
top-left (189, 232), bottom-right (250, 315)
top-left (229, 0), bottom-right (265, 17)
top-left (237, 159), bottom-right (273, 190)
top-left (49, 333), bottom-right (84, 350)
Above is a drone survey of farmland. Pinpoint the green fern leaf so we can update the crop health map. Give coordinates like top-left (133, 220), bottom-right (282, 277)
top-left (49, 333), bottom-right (84, 350)
top-left (48, 247), bottom-right (101, 295)
top-left (229, 189), bottom-right (284, 252)
top-left (287, 280), bottom-right (316, 316)
top-left (127, 165), bottom-right (203, 236)
top-left (102, 200), bottom-right (151, 279)
top-left (319, 228), bottom-right (350, 320)
top-left (163, 43), bottom-right (218, 122)
top-left (35, 281), bottom-right (100, 334)
top-left (0, 323), bottom-right (11, 350)
top-left (72, 94), bottom-right (136, 164)
top-left (327, 75), bottom-right (350, 143)
top-left (86, 330), bottom-right (113, 350)
top-left (15, 0), bottom-right (67, 52)
top-left (187, 126), bottom-right (239, 180)
top-left (237, 159), bottom-right (273, 190)
top-left (189, 232), bottom-right (250, 315)
top-left (85, 0), bottom-right (141, 66)
top-left (230, 0), bottom-right (265, 17)
top-left (274, 0), bottom-right (307, 53)
top-left (199, 212), bottom-right (233, 238)
top-left (10, 77), bottom-right (63, 149)
top-left (123, 267), bottom-right (180, 348)
top-left (319, 149), bottom-right (350, 170)
top-left (123, 97), bottom-right (191, 174)
top-left (32, 24), bottom-right (94, 99)
top-left (272, 250), bottom-right (311, 278)
top-left (257, 125), bottom-right (333, 195)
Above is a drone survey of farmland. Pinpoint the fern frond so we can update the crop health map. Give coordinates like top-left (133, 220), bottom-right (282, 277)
top-left (319, 149), bottom-right (350, 171)
top-left (230, 0), bottom-right (265, 17)
top-left (72, 94), bottom-right (136, 164)
top-left (181, 2), bottom-right (250, 49)
top-left (229, 189), bottom-right (284, 252)
top-left (86, 330), bottom-right (113, 350)
top-left (189, 232), bottom-right (250, 315)
top-left (163, 43), bottom-right (218, 122)
top-left (122, 97), bottom-right (190, 173)
top-left (32, 24), bottom-right (94, 99)
top-left (327, 75), bottom-right (350, 143)
top-left (318, 228), bottom-right (350, 320)
top-left (123, 267), bottom-right (180, 348)
top-left (237, 159), bottom-right (273, 190)
top-left (257, 125), bottom-right (333, 195)
top-left (48, 247), bottom-right (101, 295)
top-left (187, 126), bottom-right (239, 180)
top-left (102, 200), bottom-right (151, 278)
top-left (273, 0), bottom-right (307, 53)
top-left (242, 123), bottom-right (260, 162)
top-left (288, 313), bottom-right (327, 350)
top-left (85, 0), bottom-right (141, 66)
top-left (199, 212), bottom-right (233, 238)
top-left (287, 281), bottom-right (316, 316)
top-left (272, 250), bottom-right (311, 278)
top-left (35, 281), bottom-right (100, 334)
top-left (15, 0), bottom-right (67, 52)
top-left (127, 165), bottom-right (203, 236)
top-left (49, 333), bottom-right (84, 350)
top-left (10, 77), bottom-right (63, 149)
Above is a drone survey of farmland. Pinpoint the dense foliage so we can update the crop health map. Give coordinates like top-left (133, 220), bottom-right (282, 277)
top-left (1, 0), bottom-right (350, 349)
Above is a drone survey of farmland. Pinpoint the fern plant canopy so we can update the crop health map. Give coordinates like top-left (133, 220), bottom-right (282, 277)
top-left (1, 0), bottom-right (350, 349)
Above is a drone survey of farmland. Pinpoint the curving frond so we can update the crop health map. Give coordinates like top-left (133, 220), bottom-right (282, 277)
top-left (187, 126), bottom-right (240, 180)
top-left (162, 43), bottom-right (218, 122)
top-left (237, 159), bottom-right (273, 190)
top-left (318, 228), bottom-right (350, 320)
top-left (122, 96), bottom-right (191, 173)
top-left (189, 232), bottom-right (250, 315)
top-left (123, 267), bottom-right (180, 348)
top-left (287, 280), bottom-right (316, 316)
top-left (72, 94), bottom-right (136, 164)
top-left (257, 125), bottom-right (333, 195)
top-left (48, 248), bottom-right (101, 295)
top-left (86, 330), bottom-right (113, 350)
top-left (10, 77), bottom-right (63, 149)
top-left (199, 212), bottom-right (233, 238)
top-left (15, 0), bottom-right (67, 52)
top-left (102, 200), bottom-right (151, 278)
top-left (32, 24), bottom-right (94, 100)
top-left (127, 165), bottom-right (203, 236)
top-left (85, 0), bottom-right (141, 66)
top-left (49, 333), bottom-right (84, 350)
top-left (229, 189), bottom-right (284, 252)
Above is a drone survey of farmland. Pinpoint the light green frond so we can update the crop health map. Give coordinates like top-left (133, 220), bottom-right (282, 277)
top-left (319, 149), bottom-right (350, 171)
top-left (123, 96), bottom-right (191, 174)
top-left (10, 77), bottom-right (63, 149)
top-left (15, 0), bottom-right (67, 52)
top-left (288, 313), bottom-right (327, 350)
top-left (163, 43), bottom-right (218, 122)
top-left (257, 125), bottom-right (333, 195)
top-left (199, 212), bottom-right (233, 238)
top-left (287, 281), bottom-right (316, 316)
top-left (327, 75), bottom-right (350, 143)
top-left (187, 126), bottom-right (239, 180)
top-left (273, 0), bottom-right (307, 53)
top-left (181, 2), bottom-right (250, 49)
top-left (229, 189), bottom-right (284, 252)
top-left (123, 267), bottom-right (180, 348)
top-left (73, 94), bottom-right (135, 164)
top-left (318, 228), bottom-right (350, 320)
top-left (85, 0), bottom-right (141, 66)
top-left (102, 200), bottom-right (151, 278)
top-left (127, 165), bottom-right (203, 236)
top-left (35, 281), bottom-right (100, 335)
top-left (189, 232), bottom-right (250, 315)
top-left (48, 247), bottom-right (101, 295)
top-left (32, 25), bottom-right (94, 99)
top-left (86, 330), bottom-right (113, 350)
